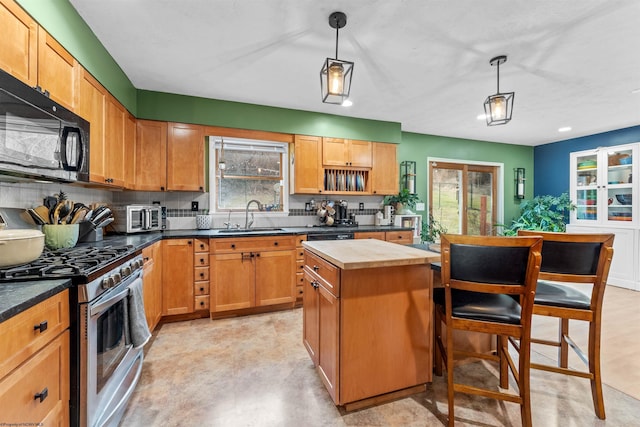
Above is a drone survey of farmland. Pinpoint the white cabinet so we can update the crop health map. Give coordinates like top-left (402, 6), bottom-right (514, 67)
top-left (570, 144), bottom-right (637, 225)
top-left (569, 142), bottom-right (640, 291)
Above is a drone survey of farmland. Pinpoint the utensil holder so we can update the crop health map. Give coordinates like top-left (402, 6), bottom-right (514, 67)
top-left (196, 215), bottom-right (212, 230)
top-left (43, 224), bottom-right (79, 249)
top-left (78, 221), bottom-right (103, 243)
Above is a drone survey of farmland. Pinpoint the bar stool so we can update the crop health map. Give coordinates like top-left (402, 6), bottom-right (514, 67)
top-left (518, 230), bottom-right (614, 419)
top-left (433, 234), bottom-right (542, 427)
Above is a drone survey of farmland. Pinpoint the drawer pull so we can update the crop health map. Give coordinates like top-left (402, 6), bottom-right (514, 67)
top-left (200, 272), bottom-right (205, 278)
top-left (34, 320), bottom-right (48, 333)
top-left (231, 244), bottom-right (236, 249)
top-left (274, 241), bottom-right (278, 246)
top-left (200, 301), bottom-right (205, 307)
top-left (200, 258), bottom-right (205, 264)
top-left (34, 387), bottom-right (48, 403)
top-left (313, 265), bottom-right (319, 272)
top-left (311, 280), bottom-right (320, 289)
top-left (200, 287), bottom-right (205, 292)
top-left (200, 244), bottom-right (205, 250)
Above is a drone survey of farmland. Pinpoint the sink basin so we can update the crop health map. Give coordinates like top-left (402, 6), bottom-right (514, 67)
top-left (217, 228), bottom-right (284, 233)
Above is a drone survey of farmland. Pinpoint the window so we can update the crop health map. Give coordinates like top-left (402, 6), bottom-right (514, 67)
top-left (209, 137), bottom-right (289, 212)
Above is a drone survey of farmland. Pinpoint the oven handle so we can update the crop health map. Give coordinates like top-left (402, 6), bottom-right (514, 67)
top-left (89, 272), bottom-right (141, 318)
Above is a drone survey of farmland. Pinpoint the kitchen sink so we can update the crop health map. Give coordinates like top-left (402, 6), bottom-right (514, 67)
top-left (217, 227), bottom-right (284, 233)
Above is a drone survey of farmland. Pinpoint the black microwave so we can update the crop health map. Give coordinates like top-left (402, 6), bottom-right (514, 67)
top-left (0, 68), bottom-right (89, 183)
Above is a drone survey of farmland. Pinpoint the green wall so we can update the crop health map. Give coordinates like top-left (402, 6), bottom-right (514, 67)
top-left (16, 0), bottom-right (137, 112)
top-left (400, 132), bottom-right (534, 224)
top-left (137, 90), bottom-right (401, 143)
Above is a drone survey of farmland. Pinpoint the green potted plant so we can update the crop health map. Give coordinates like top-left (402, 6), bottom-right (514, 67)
top-left (422, 213), bottom-right (448, 243)
top-left (385, 188), bottom-right (421, 214)
top-left (500, 193), bottom-right (575, 236)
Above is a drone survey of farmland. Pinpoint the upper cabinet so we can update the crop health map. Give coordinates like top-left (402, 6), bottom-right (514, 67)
top-left (167, 122), bottom-right (205, 191)
top-left (570, 143), bottom-right (638, 226)
top-left (292, 135), bottom-right (397, 195)
top-left (0, 0), bottom-right (37, 86)
top-left (135, 120), bottom-right (168, 191)
top-left (0, 0), bottom-right (79, 111)
top-left (134, 121), bottom-right (205, 192)
top-left (322, 138), bottom-right (372, 168)
top-left (371, 142), bottom-right (398, 195)
top-left (78, 69), bottom-right (106, 184)
top-left (292, 135), bottom-right (323, 194)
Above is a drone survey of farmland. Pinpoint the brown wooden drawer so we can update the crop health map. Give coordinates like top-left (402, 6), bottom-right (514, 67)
top-left (194, 295), bottom-right (209, 310)
top-left (0, 290), bottom-right (69, 380)
top-left (0, 330), bottom-right (69, 425)
top-left (304, 250), bottom-right (340, 296)
top-left (296, 248), bottom-right (305, 259)
top-left (296, 259), bottom-right (305, 273)
top-left (195, 238), bottom-right (209, 252)
top-left (355, 231), bottom-right (385, 240)
top-left (296, 235), bottom-right (307, 247)
top-left (211, 236), bottom-right (296, 253)
top-left (296, 272), bottom-right (305, 286)
top-left (296, 284), bottom-right (304, 299)
top-left (194, 281), bottom-right (210, 296)
top-left (194, 266), bottom-right (209, 281)
top-left (385, 230), bottom-right (413, 244)
top-left (194, 253), bottom-right (209, 267)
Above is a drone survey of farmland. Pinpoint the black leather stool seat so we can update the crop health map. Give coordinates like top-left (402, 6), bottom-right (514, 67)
top-left (433, 288), bottom-right (521, 324)
top-left (535, 280), bottom-right (591, 310)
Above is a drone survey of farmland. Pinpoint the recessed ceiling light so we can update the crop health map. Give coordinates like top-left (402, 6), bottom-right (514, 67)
top-left (476, 114), bottom-right (486, 120)
top-left (341, 99), bottom-right (353, 107)
top-left (558, 126), bottom-right (572, 132)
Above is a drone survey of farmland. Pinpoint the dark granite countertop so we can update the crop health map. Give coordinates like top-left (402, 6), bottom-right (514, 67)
top-left (0, 279), bottom-right (72, 323)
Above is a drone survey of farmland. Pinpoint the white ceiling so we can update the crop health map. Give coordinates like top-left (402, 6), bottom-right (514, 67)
top-left (69, 0), bottom-right (640, 146)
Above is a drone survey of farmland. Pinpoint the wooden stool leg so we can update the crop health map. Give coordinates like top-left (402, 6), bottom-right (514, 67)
top-left (499, 335), bottom-right (509, 389)
top-left (519, 337), bottom-right (533, 427)
top-left (434, 308), bottom-right (443, 376)
top-left (446, 316), bottom-right (456, 427)
top-left (588, 319), bottom-right (606, 419)
top-left (559, 318), bottom-right (569, 368)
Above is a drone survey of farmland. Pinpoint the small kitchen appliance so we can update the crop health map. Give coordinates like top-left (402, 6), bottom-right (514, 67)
top-left (111, 205), bottom-right (165, 234)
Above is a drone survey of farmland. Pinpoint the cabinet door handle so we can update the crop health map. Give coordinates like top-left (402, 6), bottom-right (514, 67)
top-left (188, 240), bottom-right (192, 245)
top-left (34, 320), bottom-right (48, 333)
top-left (256, 253), bottom-right (260, 257)
top-left (34, 387), bottom-right (48, 403)
top-left (160, 186), bottom-right (165, 191)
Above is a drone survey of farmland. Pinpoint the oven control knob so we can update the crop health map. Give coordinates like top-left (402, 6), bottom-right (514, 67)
top-left (120, 265), bottom-right (132, 277)
top-left (134, 259), bottom-right (144, 269)
top-left (112, 272), bottom-right (122, 286)
top-left (102, 276), bottom-right (115, 289)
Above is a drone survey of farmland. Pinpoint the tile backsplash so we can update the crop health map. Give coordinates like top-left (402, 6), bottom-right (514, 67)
top-left (1, 182), bottom-right (387, 229)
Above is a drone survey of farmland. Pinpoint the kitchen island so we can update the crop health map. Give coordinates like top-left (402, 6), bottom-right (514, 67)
top-left (302, 239), bottom-right (440, 410)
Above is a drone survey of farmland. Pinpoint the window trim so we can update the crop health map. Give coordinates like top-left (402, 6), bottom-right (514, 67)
top-left (208, 136), bottom-right (290, 215)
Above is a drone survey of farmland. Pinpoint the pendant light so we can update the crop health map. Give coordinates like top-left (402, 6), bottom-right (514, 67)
top-left (483, 55), bottom-right (515, 126)
top-left (218, 138), bottom-right (226, 171)
top-left (320, 12), bottom-right (354, 105)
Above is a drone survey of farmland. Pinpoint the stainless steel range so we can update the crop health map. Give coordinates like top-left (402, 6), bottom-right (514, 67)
top-left (0, 216), bottom-right (145, 427)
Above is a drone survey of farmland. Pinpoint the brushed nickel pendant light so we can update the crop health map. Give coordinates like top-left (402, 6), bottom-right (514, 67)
top-left (320, 11), bottom-right (354, 105)
top-left (483, 55), bottom-right (515, 126)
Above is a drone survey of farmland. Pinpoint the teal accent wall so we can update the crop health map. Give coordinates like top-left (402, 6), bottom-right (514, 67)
top-left (137, 90), bottom-right (402, 143)
top-left (400, 132), bottom-right (534, 224)
top-left (16, 0), bottom-right (137, 113)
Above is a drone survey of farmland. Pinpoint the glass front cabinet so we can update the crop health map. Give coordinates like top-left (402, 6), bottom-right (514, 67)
top-left (570, 144), bottom-right (637, 226)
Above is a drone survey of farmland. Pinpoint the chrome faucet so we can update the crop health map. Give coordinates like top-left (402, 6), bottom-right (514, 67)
top-left (245, 199), bottom-right (261, 229)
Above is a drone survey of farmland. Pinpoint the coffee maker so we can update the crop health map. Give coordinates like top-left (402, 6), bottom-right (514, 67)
top-left (335, 200), bottom-right (355, 226)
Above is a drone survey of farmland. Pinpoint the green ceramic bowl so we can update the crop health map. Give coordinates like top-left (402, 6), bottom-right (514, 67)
top-left (43, 224), bottom-right (79, 250)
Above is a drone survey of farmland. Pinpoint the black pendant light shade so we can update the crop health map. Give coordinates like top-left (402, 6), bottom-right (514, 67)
top-left (320, 12), bottom-right (354, 104)
top-left (483, 55), bottom-right (515, 126)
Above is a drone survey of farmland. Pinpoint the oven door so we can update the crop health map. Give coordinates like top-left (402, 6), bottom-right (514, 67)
top-left (86, 275), bottom-right (144, 427)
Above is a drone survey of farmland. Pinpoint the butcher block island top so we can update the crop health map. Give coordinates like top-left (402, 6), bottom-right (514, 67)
top-left (301, 239), bottom-right (439, 410)
top-left (302, 239), bottom-right (440, 270)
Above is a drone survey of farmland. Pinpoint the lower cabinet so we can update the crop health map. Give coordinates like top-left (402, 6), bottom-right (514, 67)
top-left (162, 238), bottom-right (195, 315)
top-left (142, 241), bottom-right (163, 331)
top-left (210, 236), bottom-right (297, 314)
top-left (355, 230), bottom-right (413, 244)
top-left (194, 238), bottom-right (210, 311)
top-left (0, 290), bottom-right (70, 425)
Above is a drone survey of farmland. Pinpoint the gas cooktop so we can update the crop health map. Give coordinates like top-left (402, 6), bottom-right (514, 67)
top-left (0, 244), bottom-right (136, 281)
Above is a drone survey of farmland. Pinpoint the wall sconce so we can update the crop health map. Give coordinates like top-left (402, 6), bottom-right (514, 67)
top-left (483, 55), bottom-right (515, 126)
top-left (320, 12), bottom-right (354, 105)
top-left (514, 167), bottom-right (525, 199)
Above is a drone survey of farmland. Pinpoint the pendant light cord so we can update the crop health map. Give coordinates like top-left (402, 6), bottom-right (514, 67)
top-left (496, 61), bottom-right (500, 93)
top-left (335, 25), bottom-right (339, 59)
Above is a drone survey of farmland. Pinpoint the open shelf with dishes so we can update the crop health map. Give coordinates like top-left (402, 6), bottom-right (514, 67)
top-left (322, 168), bottom-right (369, 194)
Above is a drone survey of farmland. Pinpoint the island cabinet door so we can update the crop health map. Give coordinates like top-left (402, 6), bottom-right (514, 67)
top-left (302, 272), bottom-right (319, 365)
top-left (210, 253), bottom-right (254, 312)
top-left (318, 284), bottom-right (339, 404)
top-left (255, 250), bottom-right (296, 306)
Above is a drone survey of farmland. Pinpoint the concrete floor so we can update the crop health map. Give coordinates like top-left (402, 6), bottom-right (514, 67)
top-left (121, 308), bottom-right (640, 426)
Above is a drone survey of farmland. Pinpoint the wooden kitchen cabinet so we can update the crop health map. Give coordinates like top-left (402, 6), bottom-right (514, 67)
top-left (0, 290), bottom-right (70, 426)
top-left (79, 69), bottom-right (107, 184)
top-left (103, 94), bottom-right (126, 187)
top-left (142, 241), bottom-right (163, 331)
top-left (37, 30), bottom-right (79, 112)
top-left (162, 239), bottom-right (195, 315)
top-left (355, 231), bottom-right (386, 240)
top-left (0, 0), bottom-right (37, 86)
top-left (371, 142), bottom-right (398, 195)
top-left (135, 120), bottom-right (168, 191)
top-left (194, 239), bottom-right (210, 311)
top-left (167, 122), bottom-right (205, 191)
top-left (322, 138), bottom-right (372, 168)
top-left (385, 230), bottom-right (413, 244)
top-left (292, 135), bottom-right (323, 194)
top-left (209, 236), bottom-right (297, 315)
top-left (124, 113), bottom-right (136, 189)
top-left (295, 234), bottom-right (307, 306)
